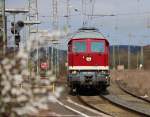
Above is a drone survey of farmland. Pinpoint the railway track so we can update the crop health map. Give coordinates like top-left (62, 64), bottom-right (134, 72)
top-left (77, 95), bottom-right (113, 116)
top-left (30, 77), bottom-right (150, 117)
top-left (108, 80), bottom-right (150, 116)
top-left (54, 81), bottom-right (109, 117)
top-left (74, 80), bottom-right (150, 117)
top-left (77, 95), bottom-right (141, 117)
top-left (116, 80), bottom-right (150, 103)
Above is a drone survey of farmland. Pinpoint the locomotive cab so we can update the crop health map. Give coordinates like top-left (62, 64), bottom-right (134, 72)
top-left (67, 28), bottom-right (110, 92)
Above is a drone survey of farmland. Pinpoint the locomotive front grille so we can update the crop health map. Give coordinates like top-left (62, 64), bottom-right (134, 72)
top-left (85, 75), bottom-right (93, 82)
top-left (80, 72), bottom-right (95, 84)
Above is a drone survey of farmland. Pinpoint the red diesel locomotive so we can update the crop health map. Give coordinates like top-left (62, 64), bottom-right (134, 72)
top-left (67, 27), bottom-right (110, 93)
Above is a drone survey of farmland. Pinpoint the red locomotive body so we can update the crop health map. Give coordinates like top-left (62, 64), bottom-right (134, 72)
top-left (67, 28), bottom-right (110, 92)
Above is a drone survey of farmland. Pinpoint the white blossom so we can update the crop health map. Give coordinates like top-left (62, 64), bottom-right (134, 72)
top-left (1, 74), bottom-right (6, 79)
top-left (50, 75), bottom-right (56, 82)
top-left (47, 70), bottom-right (52, 76)
top-left (40, 79), bottom-right (50, 85)
top-left (0, 30), bottom-right (64, 116)
top-left (11, 88), bottom-right (21, 96)
top-left (5, 70), bottom-right (11, 77)
top-left (2, 81), bottom-right (11, 95)
top-left (10, 60), bottom-right (16, 66)
top-left (12, 69), bottom-right (18, 74)
top-left (54, 87), bottom-right (64, 98)
top-left (4, 64), bottom-right (12, 70)
top-left (13, 74), bottom-right (23, 85)
top-left (21, 69), bottom-right (29, 76)
top-left (48, 94), bottom-right (57, 102)
top-left (32, 98), bottom-right (48, 110)
top-left (3, 96), bottom-right (11, 103)
top-left (0, 107), bottom-right (5, 113)
top-left (2, 58), bottom-right (9, 65)
top-left (13, 108), bottom-right (25, 115)
top-left (33, 88), bottom-right (41, 94)
top-left (0, 66), bottom-right (2, 74)
top-left (16, 95), bottom-right (27, 102)
top-left (40, 88), bottom-right (47, 93)
top-left (17, 49), bottom-right (28, 59)
top-left (20, 59), bottom-right (27, 66)
top-left (26, 105), bottom-right (38, 114)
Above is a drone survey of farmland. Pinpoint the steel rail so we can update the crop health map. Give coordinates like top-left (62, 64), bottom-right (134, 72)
top-left (77, 94), bottom-right (144, 117)
top-left (116, 80), bottom-right (150, 103)
top-left (75, 85), bottom-right (150, 116)
top-left (100, 94), bottom-right (150, 116)
top-left (77, 95), bottom-right (114, 117)
top-left (100, 80), bottom-right (150, 116)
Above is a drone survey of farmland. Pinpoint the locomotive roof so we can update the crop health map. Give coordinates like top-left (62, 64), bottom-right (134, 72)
top-left (71, 30), bottom-right (105, 39)
top-left (78, 27), bottom-right (99, 31)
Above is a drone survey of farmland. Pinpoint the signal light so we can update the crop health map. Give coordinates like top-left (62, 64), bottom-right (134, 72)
top-left (11, 28), bottom-right (17, 34)
top-left (11, 22), bottom-right (15, 26)
top-left (11, 21), bottom-right (24, 34)
top-left (15, 34), bottom-right (20, 47)
top-left (17, 21), bottom-right (24, 27)
top-left (71, 70), bottom-right (77, 74)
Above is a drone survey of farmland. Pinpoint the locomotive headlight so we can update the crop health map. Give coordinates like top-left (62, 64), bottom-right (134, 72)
top-left (97, 70), bottom-right (108, 76)
top-left (101, 70), bottom-right (106, 74)
top-left (72, 70), bottom-right (77, 74)
top-left (101, 70), bottom-right (109, 74)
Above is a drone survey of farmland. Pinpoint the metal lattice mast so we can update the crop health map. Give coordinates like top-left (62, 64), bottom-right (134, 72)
top-left (51, 0), bottom-right (59, 76)
top-left (81, 0), bottom-right (95, 27)
top-left (128, 33), bottom-right (132, 69)
top-left (52, 0), bottom-right (58, 30)
top-left (28, 0), bottom-right (39, 79)
top-left (28, 0), bottom-right (38, 32)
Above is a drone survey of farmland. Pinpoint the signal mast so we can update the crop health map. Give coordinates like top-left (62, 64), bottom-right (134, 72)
top-left (52, 0), bottom-right (59, 76)
top-left (28, 0), bottom-right (39, 79)
top-left (28, 0), bottom-right (38, 32)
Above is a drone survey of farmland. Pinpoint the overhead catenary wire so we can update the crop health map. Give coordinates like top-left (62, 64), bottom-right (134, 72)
top-left (66, 0), bottom-right (71, 28)
top-left (90, 0), bottom-right (95, 21)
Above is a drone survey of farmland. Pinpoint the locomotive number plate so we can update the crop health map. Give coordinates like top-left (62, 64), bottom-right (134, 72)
top-left (86, 57), bottom-right (92, 62)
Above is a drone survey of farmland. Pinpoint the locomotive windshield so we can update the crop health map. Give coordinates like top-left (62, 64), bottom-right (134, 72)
top-left (73, 41), bottom-right (86, 52)
top-left (91, 42), bottom-right (104, 52)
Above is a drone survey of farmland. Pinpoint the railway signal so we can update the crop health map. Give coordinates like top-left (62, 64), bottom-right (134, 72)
top-left (5, 9), bottom-right (29, 50)
top-left (40, 62), bottom-right (48, 69)
top-left (11, 21), bottom-right (24, 47)
top-left (14, 34), bottom-right (20, 46)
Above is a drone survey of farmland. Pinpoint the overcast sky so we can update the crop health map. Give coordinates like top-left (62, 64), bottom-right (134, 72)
top-left (5, 0), bottom-right (150, 48)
